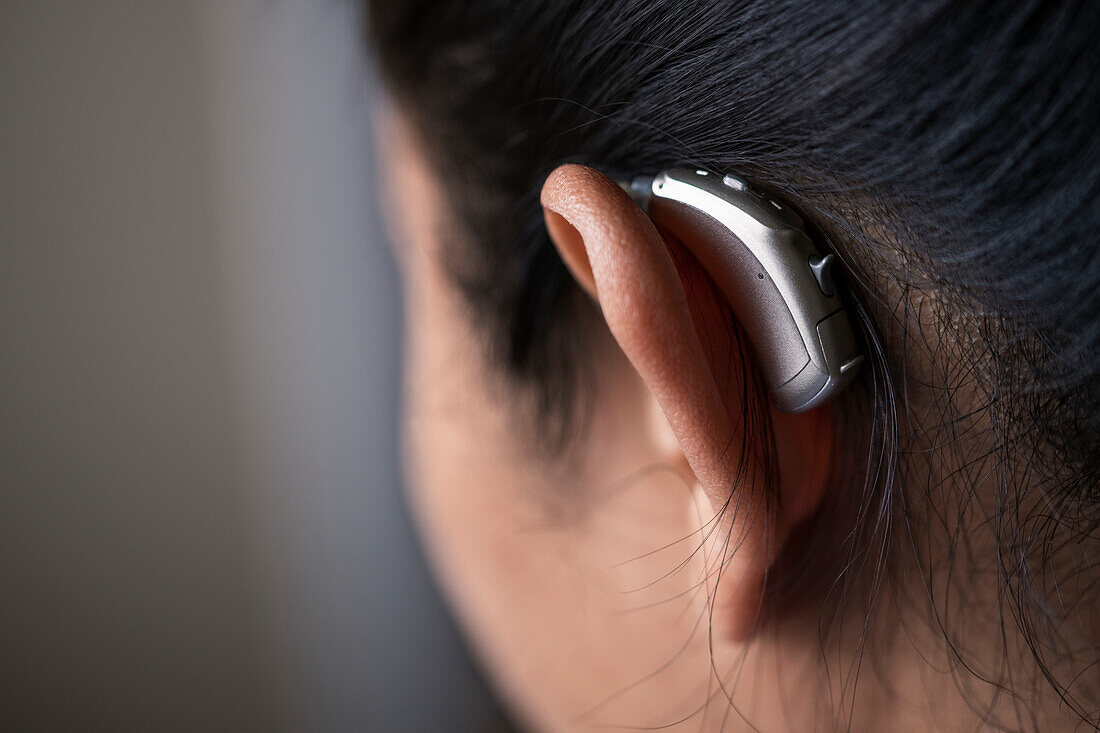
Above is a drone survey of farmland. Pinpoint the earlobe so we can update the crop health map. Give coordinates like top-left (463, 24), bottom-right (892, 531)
top-left (540, 164), bottom-right (834, 641)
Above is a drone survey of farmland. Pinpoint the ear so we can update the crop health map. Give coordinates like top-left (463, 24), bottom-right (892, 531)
top-left (541, 164), bottom-right (833, 641)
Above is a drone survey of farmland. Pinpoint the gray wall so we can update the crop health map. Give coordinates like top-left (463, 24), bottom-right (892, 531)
top-left (0, 2), bottom-right (503, 730)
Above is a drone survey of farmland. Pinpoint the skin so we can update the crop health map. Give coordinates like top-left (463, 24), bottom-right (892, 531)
top-left (379, 112), bottom-right (1086, 731)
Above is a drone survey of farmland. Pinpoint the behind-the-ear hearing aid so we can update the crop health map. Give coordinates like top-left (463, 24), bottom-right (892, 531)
top-left (619, 167), bottom-right (863, 413)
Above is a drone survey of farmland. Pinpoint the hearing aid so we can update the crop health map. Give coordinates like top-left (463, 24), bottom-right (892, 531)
top-left (619, 168), bottom-right (863, 413)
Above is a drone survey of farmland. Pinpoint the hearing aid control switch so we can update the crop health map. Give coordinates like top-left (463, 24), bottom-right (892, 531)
top-left (722, 173), bottom-right (748, 191)
top-left (808, 253), bottom-right (836, 298)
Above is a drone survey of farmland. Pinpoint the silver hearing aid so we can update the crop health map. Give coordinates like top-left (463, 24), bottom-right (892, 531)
top-left (619, 167), bottom-right (863, 413)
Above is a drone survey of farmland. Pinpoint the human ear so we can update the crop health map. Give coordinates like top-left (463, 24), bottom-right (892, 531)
top-left (540, 164), bottom-right (834, 641)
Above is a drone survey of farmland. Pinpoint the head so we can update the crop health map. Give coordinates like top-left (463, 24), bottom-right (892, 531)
top-left (366, 1), bottom-right (1100, 730)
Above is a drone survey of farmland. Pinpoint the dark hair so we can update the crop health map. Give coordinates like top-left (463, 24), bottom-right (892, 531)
top-left (366, 0), bottom-right (1099, 727)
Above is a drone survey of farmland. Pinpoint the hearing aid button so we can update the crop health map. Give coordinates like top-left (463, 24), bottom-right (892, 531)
top-left (808, 253), bottom-right (836, 298)
top-left (840, 354), bottom-right (864, 374)
top-left (722, 173), bottom-right (747, 191)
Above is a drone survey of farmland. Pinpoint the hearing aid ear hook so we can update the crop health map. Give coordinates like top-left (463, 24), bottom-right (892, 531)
top-left (618, 168), bottom-right (863, 413)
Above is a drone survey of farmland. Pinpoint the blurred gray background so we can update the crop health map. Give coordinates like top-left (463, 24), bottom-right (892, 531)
top-left (0, 2), bottom-right (507, 730)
